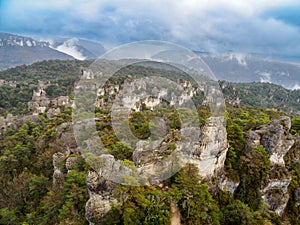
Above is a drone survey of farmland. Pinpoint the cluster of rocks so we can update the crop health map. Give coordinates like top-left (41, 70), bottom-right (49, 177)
top-left (78, 113), bottom-right (228, 224)
top-left (76, 71), bottom-right (228, 224)
top-left (81, 114), bottom-right (297, 223)
top-left (248, 117), bottom-right (294, 216)
top-left (220, 81), bottom-right (241, 107)
top-left (52, 122), bottom-right (78, 189)
top-left (1, 66), bottom-right (296, 223)
top-left (28, 80), bottom-right (72, 116)
top-left (220, 117), bottom-right (295, 216)
top-left (0, 114), bottom-right (39, 137)
top-left (0, 79), bottom-right (17, 87)
top-left (0, 80), bottom-right (73, 138)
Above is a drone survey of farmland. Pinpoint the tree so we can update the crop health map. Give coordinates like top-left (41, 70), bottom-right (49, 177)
top-left (222, 200), bottom-right (254, 225)
top-left (171, 164), bottom-right (221, 225)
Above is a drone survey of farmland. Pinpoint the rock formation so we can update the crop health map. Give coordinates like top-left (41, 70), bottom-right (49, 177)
top-left (1, 69), bottom-right (294, 222)
top-left (28, 80), bottom-right (72, 116)
top-left (245, 117), bottom-right (294, 216)
top-left (217, 116), bottom-right (295, 216)
top-left (0, 113), bottom-right (39, 137)
top-left (81, 76), bottom-right (228, 224)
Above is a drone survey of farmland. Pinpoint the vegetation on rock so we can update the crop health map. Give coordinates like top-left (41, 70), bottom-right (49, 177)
top-left (0, 60), bottom-right (299, 224)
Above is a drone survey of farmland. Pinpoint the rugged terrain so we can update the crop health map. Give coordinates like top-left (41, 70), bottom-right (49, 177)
top-left (0, 60), bottom-right (299, 224)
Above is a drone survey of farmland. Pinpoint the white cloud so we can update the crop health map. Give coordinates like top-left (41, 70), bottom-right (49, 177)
top-left (2, 0), bottom-right (300, 55)
top-left (259, 72), bottom-right (272, 83)
top-left (51, 38), bottom-right (86, 60)
top-left (291, 83), bottom-right (300, 90)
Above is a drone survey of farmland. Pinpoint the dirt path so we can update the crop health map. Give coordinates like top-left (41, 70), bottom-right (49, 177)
top-left (170, 202), bottom-right (181, 225)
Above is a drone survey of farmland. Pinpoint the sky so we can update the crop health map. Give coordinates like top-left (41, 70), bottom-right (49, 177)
top-left (1, 0), bottom-right (300, 56)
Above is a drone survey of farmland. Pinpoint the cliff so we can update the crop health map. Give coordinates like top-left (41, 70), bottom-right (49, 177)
top-left (0, 64), bottom-right (299, 224)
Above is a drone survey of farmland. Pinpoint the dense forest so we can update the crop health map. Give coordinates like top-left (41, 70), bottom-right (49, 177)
top-left (0, 60), bottom-right (299, 224)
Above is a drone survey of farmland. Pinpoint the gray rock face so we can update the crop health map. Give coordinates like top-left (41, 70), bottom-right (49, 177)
top-left (243, 117), bottom-right (295, 215)
top-left (219, 116), bottom-right (295, 214)
top-left (245, 130), bottom-right (261, 150)
top-left (260, 116), bottom-right (294, 166)
top-left (261, 177), bottom-right (292, 216)
top-left (46, 108), bottom-right (61, 118)
top-left (82, 77), bottom-right (228, 223)
top-left (52, 152), bottom-right (67, 190)
top-left (53, 151), bottom-right (104, 225)
top-left (65, 156), bottom-right (78, 171)
top-left (85, 158), bottom-right (120, 225)
top-left (218, 177), bottom-right (239, 195)
top-left (187, 116), bottom-right (228, 179)
top-left (86, 170), bottom-right (102, 192)
top-left (96, 154), bottom-right (133, 185)
top-left (0, 114), bottom-right (39, 137)
top-left (133, 130), bottom-right (180, 167)
top-left (84, 116), bottom-right (228, 223)
top-left (28, 80), bottom-right (72, 116)
top-left (85, 196), bottom-right (118, 224)
top-left (51, 122), bottom-right (79, 190)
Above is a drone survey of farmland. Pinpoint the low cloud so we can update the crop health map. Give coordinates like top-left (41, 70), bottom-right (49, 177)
top-left (51, 38), bottom-right (87, 60)
top-left (1, 0), bottom-right (300, 55)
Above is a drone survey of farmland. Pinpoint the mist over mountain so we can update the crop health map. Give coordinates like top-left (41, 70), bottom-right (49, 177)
top-left (0, 33), bottom-right (73, 70)
top-left (0, 33), bottom-right (106, 70)
top-left (198, 52), bottom-right (300, 90)
top-left (1, 32), bottom-right (299, 90)
top-left (50, 37), bottom-right (106, 60)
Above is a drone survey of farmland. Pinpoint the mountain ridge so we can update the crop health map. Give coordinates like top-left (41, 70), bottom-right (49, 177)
top-left (1, 32), bottom-right (300, 90)
top-left (0, 32), bottom-right (74, 70)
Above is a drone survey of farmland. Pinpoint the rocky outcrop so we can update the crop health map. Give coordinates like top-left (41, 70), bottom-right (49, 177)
top-left (260, 116), bottom-right (294, 166)
top-left (0, 33), bottom-right (49, 48)
top-left (28, 81), bottom-right (50, 115)
top-left (245, 117), bottom-right (294, 166)
top-left (76, 68), bottom-right (295, 221)
top-left (244, 117), bottom-right (294, 216)
top-left (0, 113), bottom-right (39, 137)
top-left (0, 79), bottom-right (73, 137)
top-left (52, 152), bottom-right (67, 190)
top-left (84, 115), bottom-right (228, 223)
top-left (218, 177), bottom-right (239, 195)
top-left (187, 116), bottom-right (228, 179)
top-left (0, 79), bottom-right (17, 87)
top-left (83, 115), bottom-right (228, 222)
top-left (28, 80), bottom-right (72, 116)
top-left (95, 76), bottom-right (201, 112)
top-left (218, 116), bottom-right (295, 214)
top-left (261, 176), bottom-right (292, 215)
top-left (85, 169), bottom-right (119, 224)
top-left (52, 122), bottom-right (78, 189)
top-left (82, 75), bottom-right (228, 223)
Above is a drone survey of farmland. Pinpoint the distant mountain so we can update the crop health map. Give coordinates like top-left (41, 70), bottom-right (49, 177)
top-left (1, 32), bottom-right (299, 90)
top-left (197, 52), bottom-right (300, 90)
top-left (0, 32), bottom-right (73, 70)
top-left (50, 37), bottom-right (106, 60)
